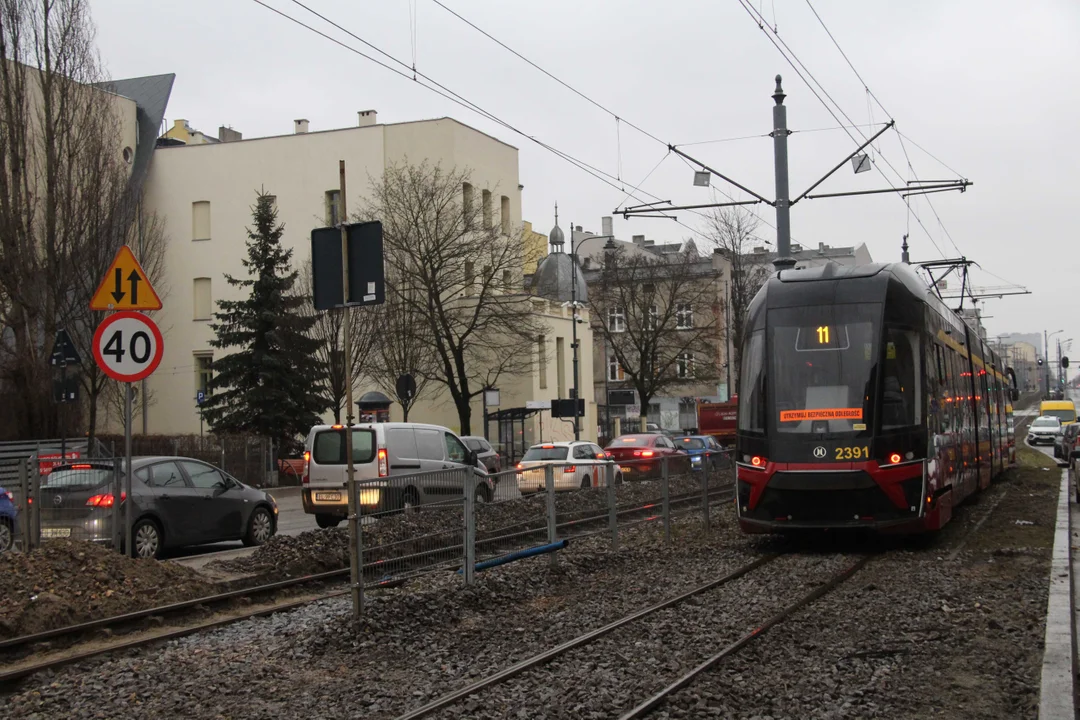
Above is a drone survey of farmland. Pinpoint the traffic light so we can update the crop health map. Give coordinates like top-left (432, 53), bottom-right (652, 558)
top-left (1038, 357), bottom-right (1044, 366)
top-left (1064, 356), bottom-right (1071, 369)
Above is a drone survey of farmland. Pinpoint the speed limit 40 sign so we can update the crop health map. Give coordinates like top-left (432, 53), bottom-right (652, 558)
top-left (92, 311), bottom-right (164, 382)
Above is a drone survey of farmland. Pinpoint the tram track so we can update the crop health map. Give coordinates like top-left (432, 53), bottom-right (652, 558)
top-left (0, 483), bottom-right (734, 687)
top-left (391, 552), bottom-right (871, 720)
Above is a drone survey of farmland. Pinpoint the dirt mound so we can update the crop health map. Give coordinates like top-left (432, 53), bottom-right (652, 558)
top-left (0, 540), bottom-right (212, 638)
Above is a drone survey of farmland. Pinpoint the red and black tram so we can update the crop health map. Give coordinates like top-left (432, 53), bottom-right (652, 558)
top-left (735, 261), bottom-right (1017, 534)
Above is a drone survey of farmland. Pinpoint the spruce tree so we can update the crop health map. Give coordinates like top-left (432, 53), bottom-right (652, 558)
top-left (201, 192), bottom-right (327, 453)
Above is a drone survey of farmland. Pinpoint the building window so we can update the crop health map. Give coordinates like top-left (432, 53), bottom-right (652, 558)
top-left (482, 189), bottom-right (492, 229)
top-left (325, 190), bottom-right (341, 226)
top-left (676, 303), bottom-right (694, 329)
top-left (464, 261), bottom-right (475, 294)
top-left (192, 201), bottom-right (211, 241)
top-left (608, 356), bottom-right (625, 381)
top-left (462, 182), bottom-right (474, 229)
top-left (608, 307), bottom-right (625, 333)
top-left (647, 305), bottom-right (658, 330)
top-left (500, 195), bottom-right (510, 234)
top-left (502, 269), bottom-right (513, 290)
top-left (556, 337), bottom-right (566, 397)
top-left (193, 277), bottom-right (212, 320)
top-left (538, 335), bottom-right (547, 389)
top-left (195, 353), bottom-right (213, 397)
top-left (677, 352), bottom-right (694, 379)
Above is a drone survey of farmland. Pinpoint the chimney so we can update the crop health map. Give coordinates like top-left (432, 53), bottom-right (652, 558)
top-left (218, 126), bottom-right (242, 143)
top-left (357, 109), bottom-right (378, 127)
top-left (632, 234), bottom-right (645, 246)
top-left (294, 119), bottom-right (309, 134)
top-left (575, 225), bottom-right (583, 232)
top-left (602, 216), bottom-right (613, 237)
top-left (644, 239), bottom-right (655, 247)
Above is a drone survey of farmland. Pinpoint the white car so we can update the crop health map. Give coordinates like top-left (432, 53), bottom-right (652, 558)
top-left (515, 441), bottom-right (623, 493)
top-left (1028, 416), bottom-right (1062, 446)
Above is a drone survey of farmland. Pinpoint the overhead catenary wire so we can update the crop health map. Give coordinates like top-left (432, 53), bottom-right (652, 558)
top-left (736, 0), bottom-right (951, 260)
top-left (799, 0), bottom-right (973, 262)
top-left (251, 0), bottom-right (700, 238)
top-left (255, 1), bottom-right (726, 246)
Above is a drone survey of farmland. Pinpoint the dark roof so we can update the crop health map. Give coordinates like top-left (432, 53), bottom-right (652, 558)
top-left (94, 73), bottom-right (175, 202)
top-left (530, 251), bottom-right (588, 303)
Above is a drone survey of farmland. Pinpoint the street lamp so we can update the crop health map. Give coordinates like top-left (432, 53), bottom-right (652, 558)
top-left (568, 225), bottom-right (615, 441)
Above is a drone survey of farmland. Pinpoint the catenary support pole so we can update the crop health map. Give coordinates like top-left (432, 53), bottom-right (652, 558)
top-left (339, 160), bottom-right (363, 619)
top-left (771, 75), bottom-right (795, 271)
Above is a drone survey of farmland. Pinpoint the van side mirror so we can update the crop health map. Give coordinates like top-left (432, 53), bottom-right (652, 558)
top-left (466, 449), bottom-right (478, 467)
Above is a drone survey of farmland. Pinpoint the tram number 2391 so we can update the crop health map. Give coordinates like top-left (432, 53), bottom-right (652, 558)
top-left (833, 446), bottom-right (869, 460)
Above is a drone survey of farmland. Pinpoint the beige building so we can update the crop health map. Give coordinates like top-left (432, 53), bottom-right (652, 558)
top-left (140, 111), bottom-right (593, 444)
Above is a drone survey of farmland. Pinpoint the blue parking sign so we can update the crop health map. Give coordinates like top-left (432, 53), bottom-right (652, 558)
top-left (196, 390), bottom-right (205, 405)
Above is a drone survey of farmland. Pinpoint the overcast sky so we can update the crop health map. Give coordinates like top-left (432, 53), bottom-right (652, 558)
top-left (92, 0), bottom-right (1079, 359)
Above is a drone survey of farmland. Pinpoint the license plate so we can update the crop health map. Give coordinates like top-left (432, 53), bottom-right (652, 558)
top-left (314, 491), bottom-right (342, 502)
top-left (42, 527), bottom-right (71, 539)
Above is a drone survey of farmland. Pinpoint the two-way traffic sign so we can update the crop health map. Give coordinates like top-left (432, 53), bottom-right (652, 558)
top-left (92, 311), bottom-right (164, 383)
top-left (89, 245), bottom-right (163, 311)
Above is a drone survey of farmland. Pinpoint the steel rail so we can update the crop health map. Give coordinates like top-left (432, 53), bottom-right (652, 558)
top-left (0, 567), bottom-right (351, 652)
top-left (618, 554), bottom-right (873, 719)
top-left (0, 589), bottom-right (350, 686)
top-left (392, 554), bottom-right (779, 720)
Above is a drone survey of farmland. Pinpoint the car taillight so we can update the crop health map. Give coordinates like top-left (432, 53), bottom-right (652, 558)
top-left (640, 450), bottom-right (655, 458)
top-left (378, 448), bottom-right (388, 477)
top-left (563, 465), bottom-right (576, 474)
top-left (86, 491), bottom-right (127, 508)
top-left (302, 451), bottom-right (310, 485)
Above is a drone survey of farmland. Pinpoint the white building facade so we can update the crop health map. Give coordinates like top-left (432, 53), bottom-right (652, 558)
top-left (140, 114), bottom-right (529, 436)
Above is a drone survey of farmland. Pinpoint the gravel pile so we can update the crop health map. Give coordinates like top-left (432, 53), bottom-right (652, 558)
top-left (212, 472), bottom-right (729, 579)
top-left (0, 540), bottom-right (211, 639)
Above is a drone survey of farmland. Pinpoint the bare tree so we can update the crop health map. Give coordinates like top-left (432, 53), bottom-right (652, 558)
top-left (704, 206), bottom-right (769, 388)
top-left (367, 277), bottom-right (435, 421)
top-left (589, 245), bottom-right (722, 427)
top-left (0, 0), bottom-right (148, 440)
top-left (295, 259), bottom-right (380, 423)
top-left (358, 162), bottom-right (544, 434)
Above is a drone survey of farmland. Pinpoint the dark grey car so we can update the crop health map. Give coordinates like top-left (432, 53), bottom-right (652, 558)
top-left (39, 457), bottom-right (278, 559)
top-left (461, 436), bottom-right (500, 473)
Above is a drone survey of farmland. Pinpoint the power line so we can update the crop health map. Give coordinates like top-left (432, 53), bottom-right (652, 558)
top-left (427, 0), bottom-right (669, 148)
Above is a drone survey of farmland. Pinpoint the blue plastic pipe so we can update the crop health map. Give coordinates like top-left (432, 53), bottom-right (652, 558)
top-left (458, 539), bottom-right (569, 574)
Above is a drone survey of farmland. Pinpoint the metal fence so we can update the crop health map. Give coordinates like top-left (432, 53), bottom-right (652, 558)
top-left (347, 449), bottom-right (734, 606)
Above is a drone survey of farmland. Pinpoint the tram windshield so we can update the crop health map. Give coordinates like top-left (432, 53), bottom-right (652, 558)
top-left (768, 304), bottom-right (881, 435)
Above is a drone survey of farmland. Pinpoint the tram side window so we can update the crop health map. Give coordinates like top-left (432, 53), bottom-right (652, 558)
top-left (881, 328), bottom-right (922, 431)
top-left (925, 341), bottom-right (941, 435)
top-left (738, 330), bottom-right (766, 433)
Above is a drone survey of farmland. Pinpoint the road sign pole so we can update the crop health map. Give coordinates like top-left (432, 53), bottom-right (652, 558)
top-left (339, 160), bottom-right (363, 619)
top-left (124, 383), bottom-right (133, 556)
top-left (59, 360), bottom-right (67, 461)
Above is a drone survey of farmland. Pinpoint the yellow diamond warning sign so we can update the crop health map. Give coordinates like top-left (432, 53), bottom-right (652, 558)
top-left (90, 245), bottom-right (162, 311)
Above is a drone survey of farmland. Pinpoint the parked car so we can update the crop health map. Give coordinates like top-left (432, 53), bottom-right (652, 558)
top-left (514, 441), bottom-right (622, 493)
top-left (672, 435), bottom-right (728, 472)
top-left (1061, 422), bottom-right (1080, 470)
top-left (39, 458), bottom-right (278, 559)
top-left (0, 486), bottom-right (16, 553)
top-left (302, 422), bottom-right (492, 528)
top-left (604, 434), bottom-right (689, 478)
top-left (461, 436), bottom-right (501, 474)
top-left (1028, 416), bottom-right (1063, 446)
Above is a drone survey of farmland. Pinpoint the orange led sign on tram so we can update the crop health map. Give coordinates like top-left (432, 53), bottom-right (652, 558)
top-left (779, 408), bottom-right (863, 422)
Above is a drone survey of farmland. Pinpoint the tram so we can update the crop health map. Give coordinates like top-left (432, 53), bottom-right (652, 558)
top-left (735, 261), bottom-right (1017, 534)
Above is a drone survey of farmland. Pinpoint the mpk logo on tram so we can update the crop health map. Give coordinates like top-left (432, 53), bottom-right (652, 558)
top-left (812, 446), bottom-right (827, 459)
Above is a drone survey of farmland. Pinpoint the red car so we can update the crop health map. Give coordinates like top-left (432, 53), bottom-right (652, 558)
top-left (604, 434), bottom-right (688, 478)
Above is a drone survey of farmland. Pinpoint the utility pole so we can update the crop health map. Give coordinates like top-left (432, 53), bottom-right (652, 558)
top-left (771, 75), bottom-right (794, 270)
top-left (569, 217), bottom-right (580, 442)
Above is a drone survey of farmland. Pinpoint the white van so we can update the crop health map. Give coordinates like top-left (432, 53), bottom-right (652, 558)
top-left (301, 422), bottom-right (493, 528)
